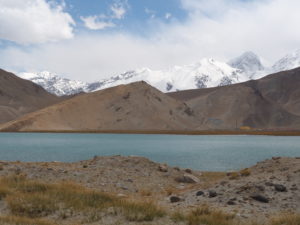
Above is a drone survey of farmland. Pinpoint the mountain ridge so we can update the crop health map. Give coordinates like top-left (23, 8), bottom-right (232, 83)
top-left (0, 69), bottom-right (62, 124)
top-left (2, 67), bottom-right (300, 132)
top-left (18, 49), bottom-right (300, 96)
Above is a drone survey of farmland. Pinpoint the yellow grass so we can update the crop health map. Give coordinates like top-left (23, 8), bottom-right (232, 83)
top-left (0, 175), bottom-right (165, 222)
top-left (0, 216), bottom-right (57, 225)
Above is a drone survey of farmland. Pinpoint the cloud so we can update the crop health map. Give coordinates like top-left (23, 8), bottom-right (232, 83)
top-left (0, 0), bottom-right (75, 44)
top-left (81, 0), bottom-right (128, 30)
top-left (110, 1), bottom-right (128, 19)
top-left (81, 16), bottom-right (115, 30)
top-left (0, 0), bottom-right (300, 80)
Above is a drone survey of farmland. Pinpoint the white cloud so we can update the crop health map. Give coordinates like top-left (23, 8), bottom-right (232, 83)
top-left (1, 0), bottom-right (300, 81)
top-left (0, 0), bottom-right (75, 44)
top-left (110, 1), bottom-right (127, 19)
top-left (81, 16), bottom-right (115, 30)
top-left (81, 0), bottom-right (128, 30)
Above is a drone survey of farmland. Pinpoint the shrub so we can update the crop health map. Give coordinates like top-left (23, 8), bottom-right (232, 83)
top-left (240, 168), bottom-right (251, 177)
top-left (186, 205), bottom-right (235, 225)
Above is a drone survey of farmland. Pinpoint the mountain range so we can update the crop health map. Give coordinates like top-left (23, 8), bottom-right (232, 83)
top-left (1, 66), bottom-right (300, 132)
top-left (18, 49), bottom-right (300, 96)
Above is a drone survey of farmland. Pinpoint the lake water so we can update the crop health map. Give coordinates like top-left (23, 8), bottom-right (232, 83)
top-left (0, 133), bottom-right (299, 171)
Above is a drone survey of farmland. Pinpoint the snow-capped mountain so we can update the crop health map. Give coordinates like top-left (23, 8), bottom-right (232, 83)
top-left (19, 58), bottom-right (248, 96)
top-left (228, 51), bottom-right (264, 78)
top-left (19, 71), bottom-right (88, 96)
top-left (17, 50), bottom-right (300, 96)
top-left (272, 49), bottom-right (300, 73)
top-left (88, 58), bottom-right (248, 92)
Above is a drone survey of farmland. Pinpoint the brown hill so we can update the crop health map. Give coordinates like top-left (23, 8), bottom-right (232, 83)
top-left (168, 67), bottom-right (300, 130)
top-left (0, 81), bottom-right (199, 132)
top-left (0, 69), bottom-right (61, 124)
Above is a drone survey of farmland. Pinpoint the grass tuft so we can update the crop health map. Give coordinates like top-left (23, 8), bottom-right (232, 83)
top-left (186, 205), bottom-right (235, 225)
top-left (270, 213), bottom-right (300, 225)
top-left (0, 216), bottom-right (57, 225)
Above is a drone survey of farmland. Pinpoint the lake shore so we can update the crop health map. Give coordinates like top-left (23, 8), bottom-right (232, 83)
top-left (0, 156), bottom-right (299, 225)
top-left (1, 129), bottom-right (300, 136)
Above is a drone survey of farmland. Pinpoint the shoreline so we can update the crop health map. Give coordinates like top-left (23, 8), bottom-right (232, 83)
top-left (1, 129), bottom-right (300, 136)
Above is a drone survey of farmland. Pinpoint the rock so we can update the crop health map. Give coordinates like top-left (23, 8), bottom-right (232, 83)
top-left (158, 164), bottom-right (168, 172)
top-left (170, 196), bottom-right (181, 203)
top-left (255, 185), bottom-right (265, 192)
top-left (185, 168), bottom-right (192, 174)
top-left (173, 167), bottom-right (180, 171)
top-left (250, 194), bottom-right (269, 203)
top-left (227, 200), bottom-right (236, 205)
top-left (196, 191), bottom-right (204, 196)
top-left (272, 157), bottom-right (281, 160)
top-left (209, 190), bottom-right (217, 198)
top-left (265, 182), bottom-right (274, 186)
top-left (175, 174), bottom-right (199, 183)
top-left (274, 184), bottom-right (287, 192)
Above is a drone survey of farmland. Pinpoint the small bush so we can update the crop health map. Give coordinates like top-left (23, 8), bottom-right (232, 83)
top-left (171, 211), bottom-right (186, 223)
top-left (121, 201), bottom-right (165, 222)
top-left (240, 168), bottom-right (251, 177)
top-left (0, 186), bottom-right (11, 200)
top-left (186, 205), bottom-right (235, 225)
top-left (228, 172), bottom-right (240, 180)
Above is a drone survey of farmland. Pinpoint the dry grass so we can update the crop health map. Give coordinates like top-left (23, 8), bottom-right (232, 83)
top-left (198, 172), bottom-right (226, 188)
top-left (0, 175), bottom-right (299, 225)
top-left (270, 213), bottom-right (300, 225)
top-left (186, 205), bottom-right (236, 225)
top-left (170, 205), bottom-right (237, 225)
top-left (240, 168), bottom-right (251, 177)
top-left (0, 216), bottom-right (57, 225)
top-left (0, 175), bottom-right (165, 223)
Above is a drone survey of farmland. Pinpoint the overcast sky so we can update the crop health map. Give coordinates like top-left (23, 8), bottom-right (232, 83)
top-left (0, 0), bottom-right (299, 81)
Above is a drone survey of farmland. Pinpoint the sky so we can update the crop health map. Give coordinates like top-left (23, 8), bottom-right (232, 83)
top-left (0, 0), bottom-right (299, 81)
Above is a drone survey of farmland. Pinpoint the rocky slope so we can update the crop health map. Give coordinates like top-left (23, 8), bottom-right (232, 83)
top-left (0, 81), bottom-right (198, 132)
top-left (169, 67), bottom-right (300, 130)
top-left (0, 69), bottom-right (62, 124)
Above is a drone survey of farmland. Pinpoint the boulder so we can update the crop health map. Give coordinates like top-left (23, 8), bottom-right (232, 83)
top-left (185, 168), bottom-right (192, 174)
top-left (158, 164), bottom-right (168, 172)
top-left (175, 174), bottom-right (199, 183)
top-left (274, 184), bottom-right (287, 192)
top-left (250, 194), bottom-right (269, 203)
top-left (170, 196), bottom-right (181, 203)
top-left (209, 190), bottom-right (217, 198)
top-left (196, 191), bottom-right (204, 196)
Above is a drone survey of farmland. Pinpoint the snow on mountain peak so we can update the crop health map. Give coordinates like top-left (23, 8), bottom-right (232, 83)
top-left (228, 51), bottom-right (264, 78)
top-left (272, 49), bottom-right (300, 73)
top-left (19, 71), bottom-right (87, 96)
top-left (17, 49), bottom-right (300, 96)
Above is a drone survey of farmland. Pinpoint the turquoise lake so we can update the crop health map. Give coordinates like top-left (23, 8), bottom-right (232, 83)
top-left (0, 133), bottom-right (299, 171)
